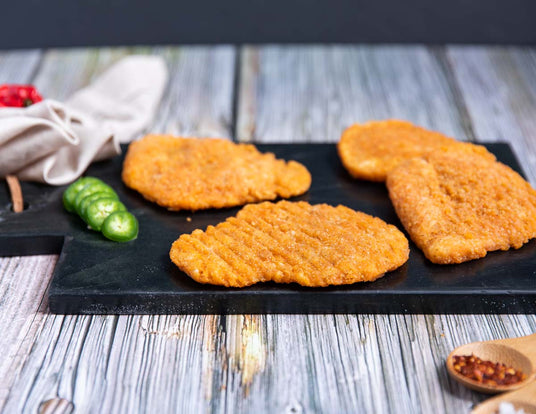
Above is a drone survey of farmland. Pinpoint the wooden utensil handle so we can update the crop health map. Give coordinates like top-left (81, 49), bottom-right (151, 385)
top-left (499, 333), bottom-right (536, 362)
top-left (472, 381), bottom-right (536, 413)
top-left (6, 175), bottom-right (24, 213)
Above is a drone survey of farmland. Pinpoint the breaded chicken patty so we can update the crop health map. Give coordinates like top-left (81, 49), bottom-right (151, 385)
top-left (386, 149), bottom-right (536, 264)
top-left (170, 200), bottom-right (409, 287)
top-left (122, 135), bottom-right (311, 211)
top-left (338, 120), bottom-right (494, 181)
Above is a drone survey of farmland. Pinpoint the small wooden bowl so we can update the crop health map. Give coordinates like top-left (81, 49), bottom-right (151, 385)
top-left (446, 341), bottom-right (535, 394)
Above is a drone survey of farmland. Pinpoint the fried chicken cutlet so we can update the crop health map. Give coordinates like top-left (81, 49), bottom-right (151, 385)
top-left (122, 135), bottom-right (311, 211)
top-left (337, 120), bottom-right (495, 181)
top-left (170, 201), bottom-right (409, 287)
top-left (386, 149), bottom-right (536, 264)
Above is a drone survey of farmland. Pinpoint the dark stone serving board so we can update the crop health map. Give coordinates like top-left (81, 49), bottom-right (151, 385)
top-left (1, 143), bottom-right (535, 314)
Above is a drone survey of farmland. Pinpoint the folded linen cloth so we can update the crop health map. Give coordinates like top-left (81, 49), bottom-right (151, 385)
top-left (0, 55), bottom-right (168, 185)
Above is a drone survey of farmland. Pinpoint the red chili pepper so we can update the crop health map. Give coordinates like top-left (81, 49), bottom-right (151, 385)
top-left (0, 84), bottom-right (43, 107)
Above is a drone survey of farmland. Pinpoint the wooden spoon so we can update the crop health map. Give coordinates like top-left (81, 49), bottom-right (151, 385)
top-left (471, 380), bottom-right (536, 414)
top-left (446, 333), bottom-right (536, 394)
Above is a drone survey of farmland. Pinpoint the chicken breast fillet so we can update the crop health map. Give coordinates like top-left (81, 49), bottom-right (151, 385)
top-left (386, 149), bottom-right (536, 264)
top-left (122, 135), bottom-right (311, 211)
top-left (337, 120), bottom-right (495, 181)
top-left (170, 200), bottom-right (409, 287)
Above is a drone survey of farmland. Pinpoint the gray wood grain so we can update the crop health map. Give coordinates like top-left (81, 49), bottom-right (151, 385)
top-left (0, 49), bottom-right (42, 83)
top-left (33, 48), bottom-right (130, 102)
top-left (0, 46), bottom-right (235, 413)
top-left (236, 45), bottom-right (472, 143)
top-left (150, 46), bottom-right (236, 138)
top-left (1, 45), bottom-right (536, 414)
top-left (0, 48), bottom-right (44, 407)
top-left (0, 255), bottom-right (52, 407)
top-left (447, 46), bottom-right (536, 184)
top-left (234, 45), bottom-right (536, 414)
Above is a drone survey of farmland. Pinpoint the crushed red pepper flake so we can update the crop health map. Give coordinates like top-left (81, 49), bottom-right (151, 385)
top-left (452, 354), bottom-right (527, 386)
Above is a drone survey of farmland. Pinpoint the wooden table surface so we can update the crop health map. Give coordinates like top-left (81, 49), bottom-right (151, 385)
top-left (1, 45), bottom-right (535, 414)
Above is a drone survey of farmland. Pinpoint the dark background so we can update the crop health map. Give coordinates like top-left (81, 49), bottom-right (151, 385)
top-left (3, 0), bottom-right (536, 48)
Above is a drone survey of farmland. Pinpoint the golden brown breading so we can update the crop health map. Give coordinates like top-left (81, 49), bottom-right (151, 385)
top-left (122, 135), bottom-right (311, 211)
top-left (337, 120), bottom-right (495, 181)
top-left (170, 201), bottom-right (409, 287)
top-left (386, 149), bottom-right (536, 264)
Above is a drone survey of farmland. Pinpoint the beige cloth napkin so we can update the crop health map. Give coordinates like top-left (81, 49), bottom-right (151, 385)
top-left (0, 55), bottom-right (168, 185)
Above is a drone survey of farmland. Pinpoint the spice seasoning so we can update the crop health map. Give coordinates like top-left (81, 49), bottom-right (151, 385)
top-left (0, 84), bottom-right (43, 107)
top-left (452, 354), bottom-right (527, 386)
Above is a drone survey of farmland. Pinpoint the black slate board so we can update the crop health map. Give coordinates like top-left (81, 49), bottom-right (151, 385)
top-left (1, 143), bottom-right (535, 314)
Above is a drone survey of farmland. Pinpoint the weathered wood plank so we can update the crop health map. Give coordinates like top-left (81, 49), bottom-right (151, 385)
top-left (1, 45), bottom-right (536, 414)
top-left (0, 255), bottom-right (52, 406)
top-left (0, 46), bottom-right (236, 413)
top-left (209, 314), bottom-right (536, 413)
top-left (3, 314), bottom-right (222, 413)
top-left (447, 46), bottom-right (536, 184)
top-left (0, 48), bottom-right (44, 407)
top-left (150, 46), bottom-right (236, 138)
top-left (33, 48), bottom-right (130, 101)
top-left (0, 48), bottom-right (129, 412)
top-left (33, 46), bottom-right (236, 138)
top-left (0, 49), bottom-right (42, 83)
top-left (236, 45), bottom-right (472, 143)
top-left (234, 45), bottom-right (536, 414)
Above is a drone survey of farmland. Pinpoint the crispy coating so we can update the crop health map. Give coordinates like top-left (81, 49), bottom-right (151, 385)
top-left (170, 201), bottom-right (409, 287)
top-left (122, 135), bottom-right (311, 211)
top-left (386, 149), bottom-right (536, 264)
top-left (337, 120), bottom-right (495, 181)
